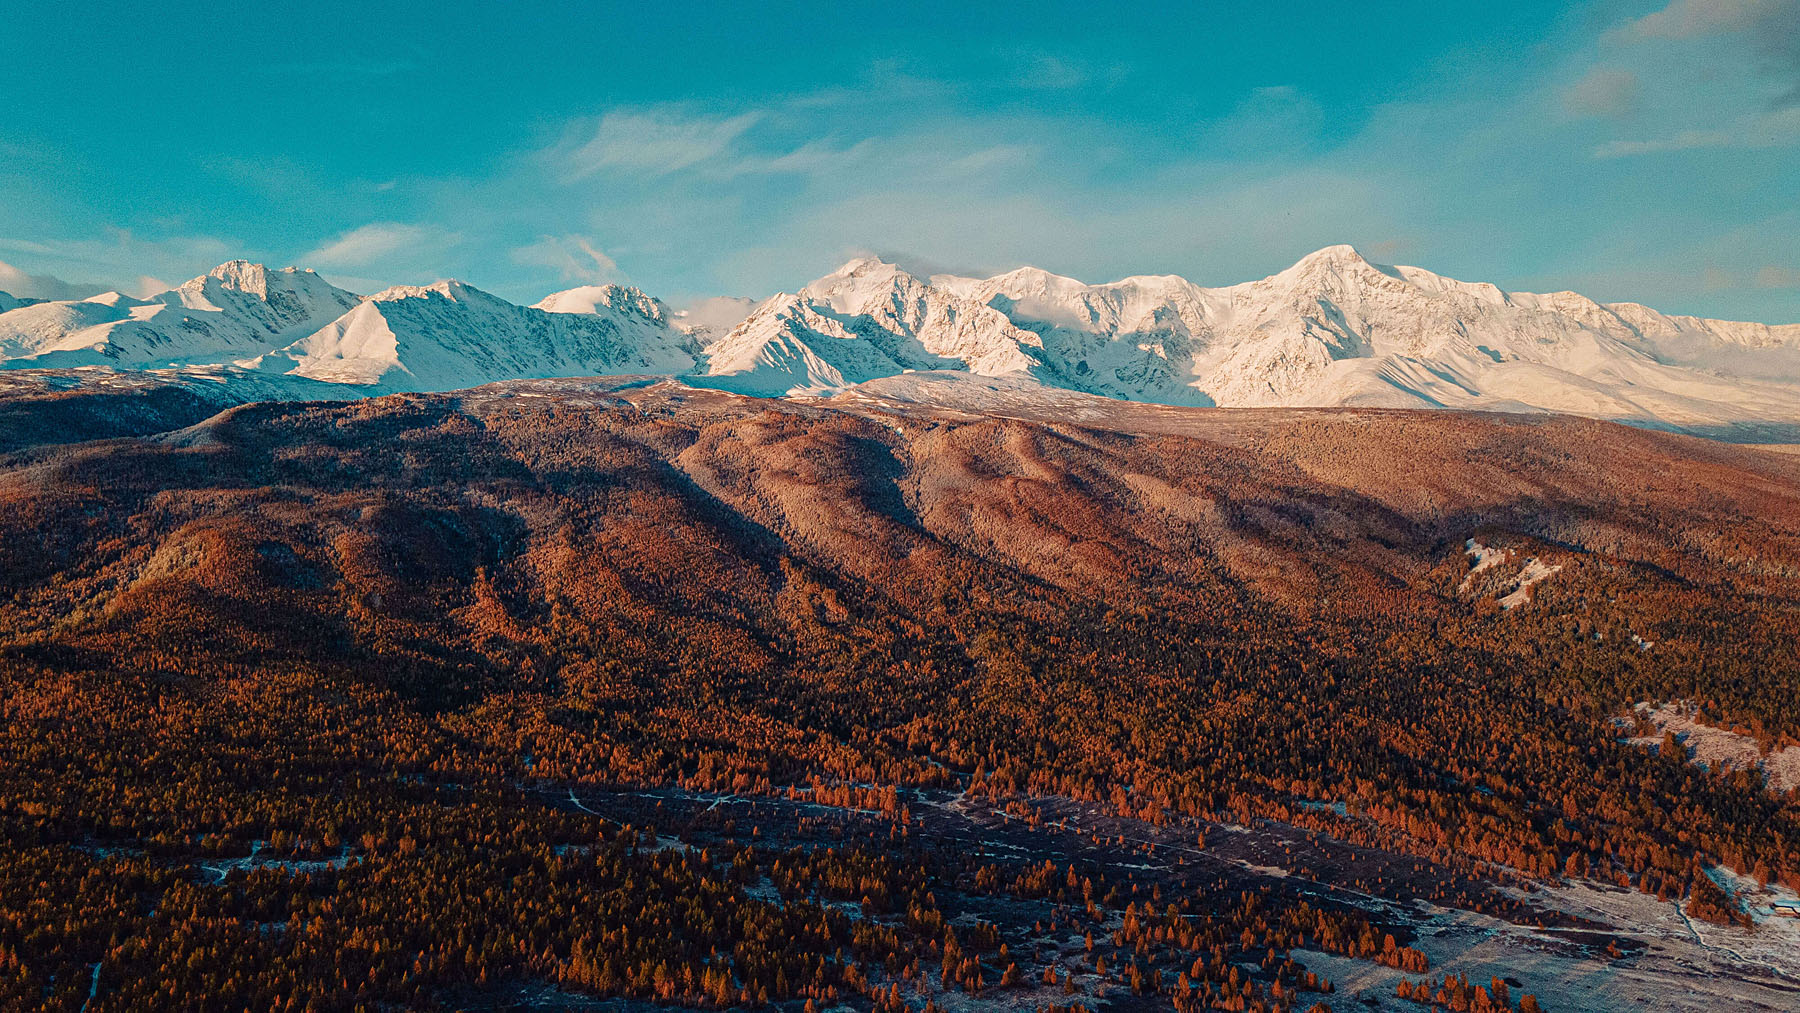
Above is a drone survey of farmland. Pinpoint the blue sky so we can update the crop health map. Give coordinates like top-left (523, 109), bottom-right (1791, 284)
top-left (0, 0), bottom-right (1795, 321)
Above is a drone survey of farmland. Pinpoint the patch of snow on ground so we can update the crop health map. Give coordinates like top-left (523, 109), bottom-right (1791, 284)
top-left (1460, 538), bottom-right (1508, 591)
top-left (1300, 844), bottom-right (1800, 1011)
top-left (1627, 701), bottom-right (1800, 793)
top-left (1481, 877), bottom-right (1800, 1012)
top-left (1498, 556), bottom-right (1561, 609)
top-left (198, 841), bottom-right (354, 884)
top-left (1707, 865), bottom-right (1800, 928)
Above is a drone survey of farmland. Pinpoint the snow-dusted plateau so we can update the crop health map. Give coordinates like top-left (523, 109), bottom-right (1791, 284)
top-left (4, 245), bottom-right (1798, 439)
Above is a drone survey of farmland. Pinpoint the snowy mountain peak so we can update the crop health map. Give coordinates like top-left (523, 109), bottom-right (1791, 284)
top-left (176, 261), bottom-right (335, 301)
top-left (1299, 243), bottom-right (1368, 266)
top-left (787, 259), bottom-right (943, 325)
top-left (195, 260), bottom-right (276, 298)
top-left (804, 257), bottom-right (913, 298)
top-left (692, 257), bottom-right (1047, 396)
top-left (0, 259), bottom-right (359, 370)
top-left (1264, 244), bottom-right (1391, 287)
top-left (4, 245), bottom-right (1799, 435)
top-left (369, 280), bottom-right (480, 304)
top-left (251, 274), bottom-right (696, 390)
top-left (829, 255), bottom-right (900, 278)
top-left (534, 284), bottom-right (667, 323)
top-left (725, 244), bottom-right (1800, 426)
top-left (975, 265), bottom-right (1090, 297)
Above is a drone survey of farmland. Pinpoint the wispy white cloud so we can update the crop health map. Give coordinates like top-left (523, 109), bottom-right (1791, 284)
top-left (1203, 86), bottom-right (1326, 155)
top-left (0, 259), bottom-right (115, 300)
top-left (10, 8), bottom-right (1790, 325)
top-left (932, 144), bottom-right (1037, 178)
top-left (510, 235), bottom-right (623, 285)
top-left (1010, 53), bottom-right (1090, 91)
top-left (1592, 130), bottom-right (1728, 158)
top-left (1617, 0), bottom-right (1795, 41)
top-left (133, 275), bottom-right (174, 298)
top-left (715, 162), bottom-right (1401, 296)
top-left (303, 222), bottom-right (455, 268)
top-left (0, 230), bottom-right (237, 297)
top-left (551, 104), bottom-right (884, 183)
top-left (1608, 0), bottom-right (1800, 109)
top-left (722, 139), bottom-right (876, 178)
top-left (1756, 265), bottom-right (1800, 289)
top-left (559, 109), bottom-right (763, 178)
top-left (1594, 106), bottom-right (1800, 156)
top-left (1562, 67), bottom-right (1640, 119)
top-left (671, 295), bottom-right (757, 335)
top-left (779, 62), bottom-right (954, 112)
top-left (1557, 0), bottom-right (1800, 161)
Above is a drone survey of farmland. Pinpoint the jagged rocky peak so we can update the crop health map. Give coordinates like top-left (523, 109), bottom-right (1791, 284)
top-left (180, 261), bottom-right (343, 302)
top-left (192, 260), bottom-right (277, 297)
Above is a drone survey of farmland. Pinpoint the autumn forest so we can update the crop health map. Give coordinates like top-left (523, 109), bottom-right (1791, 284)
top-left (2, 377), bottom-right (1799, 1011)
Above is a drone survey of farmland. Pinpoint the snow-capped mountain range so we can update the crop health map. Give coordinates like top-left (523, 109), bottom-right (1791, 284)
top-left (0, 261), bottom-right (362, 369)
top-left (3, 247), bottom-right (1799, 434)
top-left (246, 278), bottom-right (694, 388)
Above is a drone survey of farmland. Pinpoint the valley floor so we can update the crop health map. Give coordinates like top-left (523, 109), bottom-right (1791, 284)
top-left (470, 784), bottom-right (1800, 1012)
